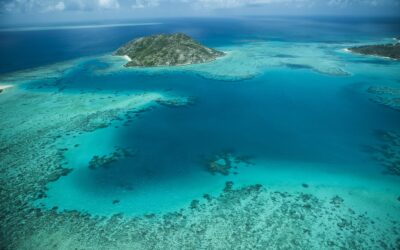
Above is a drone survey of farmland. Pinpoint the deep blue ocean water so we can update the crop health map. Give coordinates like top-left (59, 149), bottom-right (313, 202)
top-left (1, 17), bottom-right (400, 215)
top-left (1, 17), bottom-right (400, 74)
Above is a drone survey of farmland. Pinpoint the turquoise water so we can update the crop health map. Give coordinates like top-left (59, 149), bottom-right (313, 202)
top-left (39, 64), bottom-right (400, 215)
top-left (1, 17), bottom-right (400, 223)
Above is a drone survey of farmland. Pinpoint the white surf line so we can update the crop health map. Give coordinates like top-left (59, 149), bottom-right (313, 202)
top-left (0, 22), bottom-right (162, 32)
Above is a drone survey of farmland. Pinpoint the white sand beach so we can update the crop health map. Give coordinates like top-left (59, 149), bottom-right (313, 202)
top-left (0, 84), bottom-right (13, 91)
top-left (123, 55), bottom-right (132, 62)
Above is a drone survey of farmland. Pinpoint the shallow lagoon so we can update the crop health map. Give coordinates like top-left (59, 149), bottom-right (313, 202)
top-left (36, 57), bottom-right (400, 216)
top-left (1, 17), bottom-right (400, 249)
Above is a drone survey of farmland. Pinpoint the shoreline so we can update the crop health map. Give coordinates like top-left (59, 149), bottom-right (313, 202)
top-left (121, 51), bottom-right (228, 68)
top-left (342, 47), bottom-right (399, 61)
top-left (122, 55), bottom-right (132, 62)
top-left (0, 84), bottom-right (13, 91)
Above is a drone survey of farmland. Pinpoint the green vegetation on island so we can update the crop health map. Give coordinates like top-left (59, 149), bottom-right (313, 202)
top-left (348, 42), bottom-right (400, 60)
top-left (115, 33), bottom-right (225, 67)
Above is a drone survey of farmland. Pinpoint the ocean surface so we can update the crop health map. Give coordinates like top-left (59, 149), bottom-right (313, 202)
top-left (1, 17), bottom-right (400, 248)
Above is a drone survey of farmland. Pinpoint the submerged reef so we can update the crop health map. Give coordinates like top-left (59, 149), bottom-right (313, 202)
top-left (88, 147), bottom-right (135, 170)
top-left (367, 86), bottom-right (400, 111)
top-left (115, 33), bottom-right (225, 67)
top-left (185, 42), bottom-right (350, 80)
top-left (99, 41), bottom-right (350, 81)
top-left (0, 86), bottom-right (190, 249)
top-left (0, 88), bottom-right (399, 249)
top-left (155, 96), bottom-right (196, 108)
top-left (205, 151), bottom-right (254, 175)
top-left (3, 179), bottom-right (400, 249)
top-left (1, 52), bottom-right (399, 250)
top-left (363, 130), bottom-right (400, 176)
top-left (348, 43), bottom-right (400, 60)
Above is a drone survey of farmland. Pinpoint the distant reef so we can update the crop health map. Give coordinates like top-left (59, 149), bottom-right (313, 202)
top-left (115, 33), bottom-right (225, 67)
top-left (348, 42), bottom-right (400, 60)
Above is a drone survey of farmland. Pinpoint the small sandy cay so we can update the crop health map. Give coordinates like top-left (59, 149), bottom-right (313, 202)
top-left (0, 84), bottom-right (13, 93)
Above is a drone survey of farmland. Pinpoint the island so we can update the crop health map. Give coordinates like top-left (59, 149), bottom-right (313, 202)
top-left (115, 33), bottom-right (225, 67)
top-left (348, 42), bottom-right (400, 60)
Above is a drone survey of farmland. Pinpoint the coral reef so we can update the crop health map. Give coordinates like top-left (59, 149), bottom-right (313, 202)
top-left (363, 130), bottom-right (400, 176)
top-left (155, 96), bottom-right (196, 108)
top-left (1, 88), bottom-right (399, 249)
top-left (0, 87), bottom-right (186, 249)
top-left (0, 56), bottom-right (399, 250)
top-left (3, 181), bottom-right (400, 249)
top-left (205, 151), bottom-right (254, 175)
top-left (88, 147), bottom-right (135, 170)
top-left (99, 41), bottom-right (351, 81)
top-left (364, 88), bottom-right (400, 176)
top-left (367, 86), bottom-right (400, 111)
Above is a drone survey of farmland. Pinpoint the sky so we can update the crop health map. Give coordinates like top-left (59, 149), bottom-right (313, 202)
top-left (1, 0), bottom-right (400, 25)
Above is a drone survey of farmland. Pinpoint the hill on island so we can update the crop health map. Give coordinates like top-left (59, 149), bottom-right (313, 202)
top-left (115, 33), bottom-right (225, 67)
